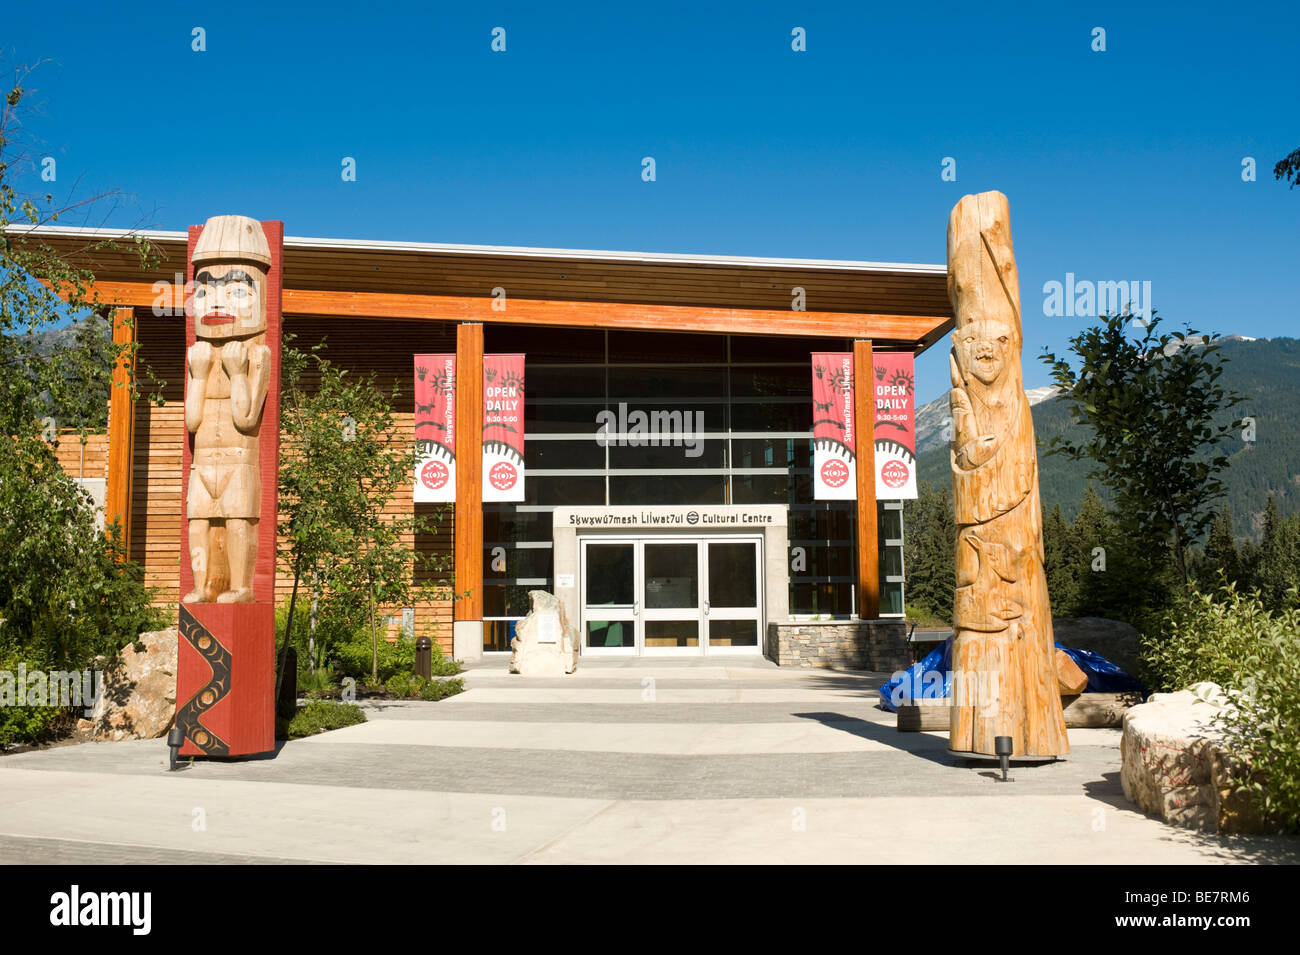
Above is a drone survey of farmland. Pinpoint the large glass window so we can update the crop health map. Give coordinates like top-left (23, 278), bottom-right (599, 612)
top-left (483, 330), bottom-right (906, 650)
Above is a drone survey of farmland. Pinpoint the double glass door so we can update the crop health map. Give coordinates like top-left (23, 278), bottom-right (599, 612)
top-left (581, 536), bottom-right (762, 656)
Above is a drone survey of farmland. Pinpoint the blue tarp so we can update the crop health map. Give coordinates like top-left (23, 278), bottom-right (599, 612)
top-left (877, 639), bottom-right (1145, 712)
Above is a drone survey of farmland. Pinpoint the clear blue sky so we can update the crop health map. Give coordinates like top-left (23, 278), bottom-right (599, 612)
top-left (8, 1), bottom-right (1298, 402)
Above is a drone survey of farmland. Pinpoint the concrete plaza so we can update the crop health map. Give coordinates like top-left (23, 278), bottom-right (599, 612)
top-left (1, 659), bottom-right (1294, 864)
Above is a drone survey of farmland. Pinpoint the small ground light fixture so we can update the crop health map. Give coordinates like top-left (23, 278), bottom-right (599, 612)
top-left (995, 735), bottom-right (1013, 782)
top-left (167, 727), bottom-right (183, 771)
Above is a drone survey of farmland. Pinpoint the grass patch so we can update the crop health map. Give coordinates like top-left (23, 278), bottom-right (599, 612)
top-left (281, 701), bottom-right (368, 740)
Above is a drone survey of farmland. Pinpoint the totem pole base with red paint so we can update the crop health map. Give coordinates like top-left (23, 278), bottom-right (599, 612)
top-left (176, 603), bottom-right (275, 757)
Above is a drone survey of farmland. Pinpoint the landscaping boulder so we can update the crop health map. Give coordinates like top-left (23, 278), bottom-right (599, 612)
top-left (1120, 683), bottom-right (1264, 834)
top-left (90, 628), bottom-right (178, 741)
top-left (1052, 616), bottom-right (1141, 677)
top-left (509, 591), bottom-right (579, 676)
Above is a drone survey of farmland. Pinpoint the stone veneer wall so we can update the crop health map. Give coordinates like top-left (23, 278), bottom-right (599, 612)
top-left (765, 620), bottom-right (910, 672)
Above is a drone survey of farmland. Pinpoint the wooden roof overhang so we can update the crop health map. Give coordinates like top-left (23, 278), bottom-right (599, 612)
top-left (9, 225), bottom-right (954, 352)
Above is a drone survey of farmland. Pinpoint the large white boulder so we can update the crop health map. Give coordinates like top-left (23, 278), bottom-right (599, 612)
top-left (90, 628), bottom-right (178, 740)
top-left (509, 591), bottom-right (579, 676)
top-left (1120, 683), bottom-right (1263, 833)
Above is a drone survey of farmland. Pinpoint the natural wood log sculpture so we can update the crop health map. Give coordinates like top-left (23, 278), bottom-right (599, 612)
top-left (946, 191), bottom-right (1069, 757)
top-left (1056, 648), bottom-right (1090, 696)
top-left (183, 215), bottom-right (273, 603)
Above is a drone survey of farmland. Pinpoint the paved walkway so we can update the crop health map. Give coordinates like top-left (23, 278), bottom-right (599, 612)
top-left (1, 659), bottom-right (1294, 864)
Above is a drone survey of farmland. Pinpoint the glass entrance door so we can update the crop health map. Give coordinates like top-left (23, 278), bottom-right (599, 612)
top-left (579, 536), bottom-right (763, 656)
top-left (704, 540), bottom-right (761, 653)
top-left (580, 541), bottom-right (636, 654)
top-left (641, 542), bottom-right (701, 655)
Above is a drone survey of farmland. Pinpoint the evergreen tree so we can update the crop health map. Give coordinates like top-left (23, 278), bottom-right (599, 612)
top-left (1042, 502), bottom-right (1079, 615)
top-left (1201, 503), bottom-right (1243, 589)
top-left (902, 481), bottom-right (956, 624)
top-left (1251, 495), bottom-right (1300, 609)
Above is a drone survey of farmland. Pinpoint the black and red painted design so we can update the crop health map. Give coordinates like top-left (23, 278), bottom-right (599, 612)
top-left (175, 605), bottom-right (232, 756)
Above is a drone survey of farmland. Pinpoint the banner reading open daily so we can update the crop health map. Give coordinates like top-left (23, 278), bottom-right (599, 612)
top-left (812, 352), bottom-right (856, 500)
top-left (414, 354), bottom-right (457, 502)
top-left (483, 354), bottom-right (525, 502)
top-left (873, 352), bottom-right (917, 500)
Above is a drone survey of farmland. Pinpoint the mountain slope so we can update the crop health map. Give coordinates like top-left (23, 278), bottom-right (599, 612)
top-left (915, 337), bottom-right (1300, 536)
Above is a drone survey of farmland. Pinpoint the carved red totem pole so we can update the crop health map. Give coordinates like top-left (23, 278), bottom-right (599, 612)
top-left (175, 215), bottom-right (283, 757)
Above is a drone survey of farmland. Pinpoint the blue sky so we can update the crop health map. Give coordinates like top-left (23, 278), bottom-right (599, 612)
top-left (7, 1), bottom-right (1297, 402)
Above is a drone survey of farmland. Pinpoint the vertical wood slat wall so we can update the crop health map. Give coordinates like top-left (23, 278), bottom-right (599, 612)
top-left (129, 314), bottom-right (458, 652)
top-left (53, 432), bottom-right (109, 478)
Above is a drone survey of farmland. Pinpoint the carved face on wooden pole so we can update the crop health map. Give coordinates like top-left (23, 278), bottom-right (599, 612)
top-left (193, 263), bottom-right (267, 340)
top-left (183, 215), bottom-right (273, 604)
top-left (954, 318), bottom-right (1016, 386)
top-left (946, 191), bottom-right (1069, 758)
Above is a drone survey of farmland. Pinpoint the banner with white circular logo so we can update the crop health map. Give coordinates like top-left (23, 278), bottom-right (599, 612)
top-left (812, 352), bottom-right (857, 500)
top-left (414, 354), bottom-right (457, 502)
top-left (872, 352), bottom-right (917, 500)
top-left (483, 353), bottom-right (525, 502)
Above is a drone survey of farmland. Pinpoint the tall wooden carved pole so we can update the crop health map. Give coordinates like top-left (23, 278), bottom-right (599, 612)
top-left (946, 192), bottom-right (1068, 757)
top-left (175, 215), bottom-right (283, 757)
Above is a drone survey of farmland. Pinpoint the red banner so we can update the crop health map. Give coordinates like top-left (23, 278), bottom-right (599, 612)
top-left (812, 352), bottom-right (856, 500)
top-left (873, 352), bottom-right (917, 499)
top-left (483, 354), bottom-right (525, 501)
top-left (414, 354), bottom-right (456, 502)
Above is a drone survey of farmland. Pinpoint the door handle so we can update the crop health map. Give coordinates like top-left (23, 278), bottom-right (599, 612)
top-left (634, 601), bottom-right (640, 615)
top-left (704, 600), bottom-right (710, 615)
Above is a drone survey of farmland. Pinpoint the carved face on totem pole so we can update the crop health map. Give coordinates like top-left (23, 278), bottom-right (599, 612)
top-left (954, 317), bottom-right (1016, 386)
top-left (183, 215), bottom-right (273, 604)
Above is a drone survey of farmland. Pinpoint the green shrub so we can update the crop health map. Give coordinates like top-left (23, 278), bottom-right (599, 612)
top-left (276, 600), bottom-right (368, 677)
top-left (285, 701), bottom-right (367, 739)
top-left (419, 677), bottom-right (464, 701)
top-left (382, 672), bottom-right (464, 701)
top-left (1140, 583), bottom-right (1300, 832)
top-left (384, 672), bottom-right (419, 697)
top-left (0, 694), bottom-right (65, 746)
top-left (1139, 586), bottom-right (1259, 693)
top-left (425, 638), bottom-right (463, 676)
top-left (331, 634), bottom-right (415, 682)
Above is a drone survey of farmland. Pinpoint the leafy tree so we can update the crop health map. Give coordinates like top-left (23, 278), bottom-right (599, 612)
top-left (1040, 312), bottom-right (1245, 583)
top-left (277, 338), bottom-right (451, 688)
top-left (1275, 147), bottom-right (1300, 189)
top-left (0, 66), bottom-right (165, 740)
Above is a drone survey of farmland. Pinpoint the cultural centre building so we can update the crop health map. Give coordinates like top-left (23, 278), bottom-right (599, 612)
top-left (25, 224), bottom-right (953, 667)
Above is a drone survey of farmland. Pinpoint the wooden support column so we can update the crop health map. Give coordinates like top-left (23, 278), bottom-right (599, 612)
top-left (853, 339), bottom-right (879, 620)
top-left (105, 306), bottom-right (136, 556)
top-left (453, 323), bottom-right (484, 626)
